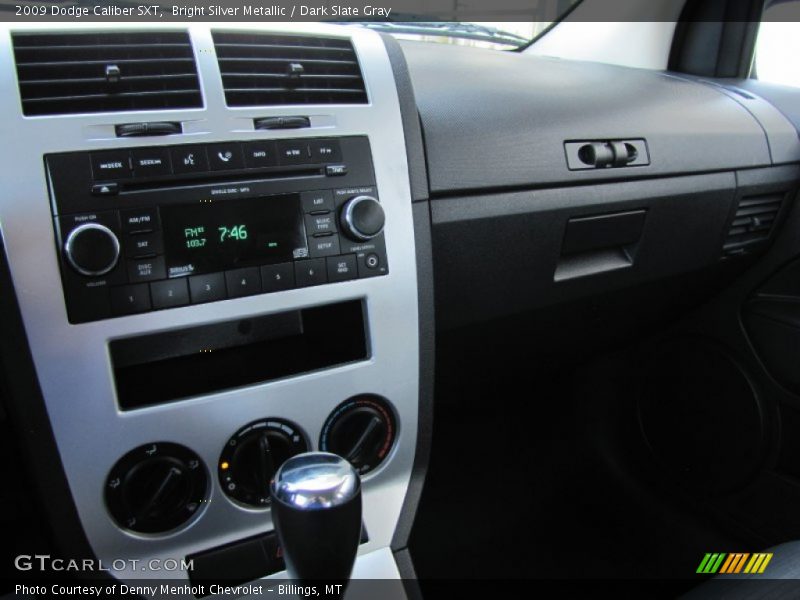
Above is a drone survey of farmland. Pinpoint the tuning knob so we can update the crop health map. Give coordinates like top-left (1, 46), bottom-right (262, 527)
top-left (340, 196), bottom-right (385, 242)
top-left (64, 223), bottom-right (120, 277)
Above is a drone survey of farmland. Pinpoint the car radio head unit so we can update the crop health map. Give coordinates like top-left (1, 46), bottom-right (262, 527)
top-left (160, 194), bottom-right (308, 276)
top-left (45, 135), bottom-right (389, 323)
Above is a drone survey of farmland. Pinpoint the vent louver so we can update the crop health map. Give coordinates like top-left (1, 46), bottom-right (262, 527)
top-left (213, 31), bottom-right (367, 107)
top-left (723, 194), bottom-right (784, 256)
top-left (12, 31), bottom-right (202, 117)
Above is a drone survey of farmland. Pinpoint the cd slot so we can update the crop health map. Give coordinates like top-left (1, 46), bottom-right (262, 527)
top-left (110, 300), bottom-right (368, 410)
top-left (120, 167), bottom-right (325, 193)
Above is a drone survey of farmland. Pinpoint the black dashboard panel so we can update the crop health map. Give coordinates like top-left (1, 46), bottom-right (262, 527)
top-left (400, 41), bottom-right (775, 194)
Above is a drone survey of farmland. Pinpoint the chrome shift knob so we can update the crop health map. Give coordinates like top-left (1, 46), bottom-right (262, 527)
top-left (271, 452), bottom-right (362, 584)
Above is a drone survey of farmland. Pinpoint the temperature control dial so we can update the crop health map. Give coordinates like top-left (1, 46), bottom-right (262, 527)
top-left (219, 419), bottom-right (308, 508)
top-left (105, 442), bottom-right (208, 534)
top-left (340, 196), bottom-right (385, 242)
top-left (64, 223), bottom-right (120, 277)
top-left (320, 395), bottom-right (397, 476)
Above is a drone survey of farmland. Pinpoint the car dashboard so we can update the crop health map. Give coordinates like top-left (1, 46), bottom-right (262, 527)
top-left (3, 18), bottom-right (800, 598)
top-left (0, 23), bottom-right (429, 591)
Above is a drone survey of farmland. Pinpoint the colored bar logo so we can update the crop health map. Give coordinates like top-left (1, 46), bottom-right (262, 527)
top-left (696, 553), bottom-right (773, 575)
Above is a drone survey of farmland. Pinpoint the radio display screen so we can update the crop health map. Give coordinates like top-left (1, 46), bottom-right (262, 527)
top-left (161, 194), bottom-right (308, 277)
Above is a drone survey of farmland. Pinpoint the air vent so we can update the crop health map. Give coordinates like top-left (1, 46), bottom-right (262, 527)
top-left (12, 31), bottom-right (202, 117)
top-left (213, 31), bottom-right (367, 107)
top-left (723, 193), bottom-right (784, 256)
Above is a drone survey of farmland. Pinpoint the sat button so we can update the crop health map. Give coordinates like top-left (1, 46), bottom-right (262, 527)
top-left (124, 232), bottom-right (163, 257)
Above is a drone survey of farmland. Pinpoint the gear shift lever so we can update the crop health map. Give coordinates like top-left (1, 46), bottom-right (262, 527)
top-left (270, 452), bottom-right (362, 584)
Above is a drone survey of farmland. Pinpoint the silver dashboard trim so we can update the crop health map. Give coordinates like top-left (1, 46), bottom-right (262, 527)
top-left (0, 22), bottom-right (418, 587)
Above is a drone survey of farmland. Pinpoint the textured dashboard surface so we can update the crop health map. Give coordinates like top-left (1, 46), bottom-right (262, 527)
top-left (401, 41), bottom-right (779, 195)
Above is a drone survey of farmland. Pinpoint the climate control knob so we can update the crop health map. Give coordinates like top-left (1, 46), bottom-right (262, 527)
top-left (64, 223), bottom-right (120, 277)
top-left (340, 196), bottom-right (385, 242)
top-left (320, 395), bottom-right (396, 476)
top-left (219, 419), bottom-right (308, 508)
top-left (105, 442), bottom-right (208, 534)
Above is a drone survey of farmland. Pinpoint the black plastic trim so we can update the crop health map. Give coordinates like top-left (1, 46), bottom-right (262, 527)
top-left (379, 33), bottom-right (429, 203)
top-left (669, 0), bottom-right (764, 78)
top-left (391, 201), bottom-right (435, 553)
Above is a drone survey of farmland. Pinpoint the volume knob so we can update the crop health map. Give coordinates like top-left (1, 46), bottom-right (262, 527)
top-left (64, 223), bottom-right (120, 277)
top-left (340, 196), bottom-right (385, 242)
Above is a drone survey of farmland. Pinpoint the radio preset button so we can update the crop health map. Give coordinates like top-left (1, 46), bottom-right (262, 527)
top-left (124, 232), bottom-right (163, 258)
top-left (261, 263), bottom-right (294, 293)
top-left (225, 267), bottom-right (261, 298)
top-left (208, 143), bottom-right (245, 171)
top-left (121, 208), bottom-right (160, 233)
top-left (301, 190), bottom-right (334, 213)
top-left (171, 145), bottom-right (209, 175)
top-left (243, 141), bottom-right (278, 168)
top-left (90, 151), bottom-right (131, 180)
top-left (189, 273), bottom-right (226, 304)
top-left (308, 236), bottom-right (340, 258)
top-left (326, 255), bottom-right (357, 283)
top-left (295, 259), bottom-right (327, 287)
top-left (151, 278), bottom-right (190, 309)
top-left (127, 257), bottom-right (166, 283)
top-left (131, 148), bottom-right (171, 177)
top-left (110, 284), bottom-right (151, 315)
top-left (277, 140), bottom-right (311, 165)
top-left (304, 213), bottom-right (337, 236)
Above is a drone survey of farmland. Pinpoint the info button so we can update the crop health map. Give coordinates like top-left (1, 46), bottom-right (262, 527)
top-left (243, 141), bottom-right (278, 168)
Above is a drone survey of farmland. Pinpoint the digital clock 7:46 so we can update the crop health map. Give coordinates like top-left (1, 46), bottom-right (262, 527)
top-left (218, 225), bottom-right (248, 242)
